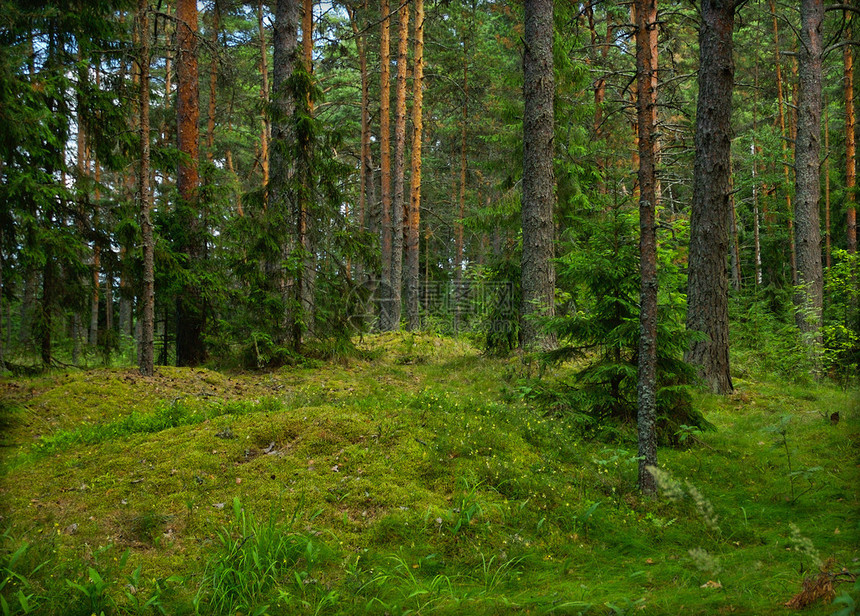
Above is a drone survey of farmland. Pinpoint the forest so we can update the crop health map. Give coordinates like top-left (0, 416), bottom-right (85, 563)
top-left (0, 0), bottom-right (859, 614)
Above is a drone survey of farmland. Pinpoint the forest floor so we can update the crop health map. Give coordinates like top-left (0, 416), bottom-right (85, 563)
top-left (0, 333), bottom-right (858, 615)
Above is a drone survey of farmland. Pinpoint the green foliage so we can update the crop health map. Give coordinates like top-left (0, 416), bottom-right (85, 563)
top-left (480, 256), bottom-right (521, 357)
top-left (0, 532), bottom-right (46, 615)
top-left (730, 288), bottom-right (816, 383)
top-left (195, 497), bottom-right (330, 615)
top-left (762, 415), bottom-right (824, 505)
top-left (822, 250), bottom-right (860, 386)
top-left (538, 207), bottom-right (711, 443)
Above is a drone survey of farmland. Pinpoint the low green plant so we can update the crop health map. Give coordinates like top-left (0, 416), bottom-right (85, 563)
top-left (195, 497), bottom-right (329, 615)
top-left (762, 415), bottom-right (823, 504)
top-left (63, 546), bottom-right (124, 616)
top-left (831, 573), bottom-right (860, 616)
top-left (0, 534), bottom-right (46, 616)
top-left (120, 564), bottom-right (181, 616)
top-left (449, 478), bottom-right (485, 534)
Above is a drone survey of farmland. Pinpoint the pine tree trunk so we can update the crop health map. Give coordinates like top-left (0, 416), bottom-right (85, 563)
top-left (175, 0), bottom-right (205, 366)
top-left (770, 0), bottom-right (797, 285)
top-left (389, 0), bottom-right (408, 331)
top-left (89, 244), bottom-right (100, 347)
top-left (753, 58), bottom-right (762, 287)
top-left (259, 0), bottom-right (270, 196)
top-left (634, 0), bottom-right (659, 495)
top-left (206, 4), bottom-right (219, 162)
top-left (454, 41), bottom-right (468, 333)
top-left (19, 265), bottom-right (36, 345)
top-left (379, 0), bottom-right (393, 330)
top-left (138, 0), bottom-right (155, 376)
top-left (846, 11), bottom-right (856, 255)
top-left (40, 250), bottom-right (54, 367)
top-left (520, 0), bottom-right (555, 350)
top-left (0, 227), bottom-right (4, 367)
top-left (270, 0), bottom-right (300, 345)
top-left (731, 173), bottom-right (741, 291)
top-left (793, 0), bottom-right (824, 344)
top-left (685, 0), bottom-right (735, 395)
top-left (406, 0), bottom-right (424, 331)
top-left (105, 271), bottom-right (113, 336)
top-left (752, 141), bottom-right (762, 287)
top-left (825, 103), bottom-right (831, 269)
top-left (300, 0), bottom-right (315, 343)
top-left (348, 2), bottom-right (370, 238)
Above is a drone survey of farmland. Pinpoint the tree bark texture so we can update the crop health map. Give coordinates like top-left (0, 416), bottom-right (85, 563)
top-left (634, 0), bottom-right (658, 495)
top-left (207, 4), bottom-right (219, 162)
top-left (770, 0), bottom-right (797, 285)
top-left (846, 11), bottom-right (856, 254)
top-left (406, 0), bottom-right (424, 331)
top-left (520, 0), bottom-right (555, 350)
top-left (389, 0), bottom-right (408, 331)
top-left (89, 244), bottom-right (100, 346)
top-left (379, 0), bottom-right (393, 330)
top-left (270, 0), bottom-right (300, 345)
top-left (794, 0), bottom-right (824, 341)
top-left (454, 37), bottom-right (468, 332)
top-left (685, 0), bottom-right (735, 395)
top-left (300, 0), bottom-right (315, 342)
top-left (138, 1), bottom-right (154, 375)
top-left (175, 0), bottom-right (205, 366)
top-left (259, 0), bottom-right (270, 195)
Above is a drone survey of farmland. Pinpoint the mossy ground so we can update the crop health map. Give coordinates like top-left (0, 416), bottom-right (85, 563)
top-left (1, 333), bottom-right (858, 615)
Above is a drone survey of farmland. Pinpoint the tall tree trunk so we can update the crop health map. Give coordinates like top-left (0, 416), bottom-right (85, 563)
top-left (0, 228), bottom-right (4, 367)
top-left (118, 248), bottom-right (132, 339)
top-left (520, 0), bottom-right (555, 350)
top-left (270, 0), bottom-right (300, 344)
top-left (348, 2), bottom-right (370, 238)
top-left (770, 0), bottom-right (797, 285)
top-left (684, 0), bottom-right (736, 395)
top-left (634, 0), bottom-right (659, 495)
top-left (207, 2), bottom-right (219, 162)
top-left (19, 266), bottom-right (36, 345)
top-left (160, 4), bottom-right (173, 148)
top-left (175, 0), bottom-right (205, 366)
top-left (89, 245), bottom-right (100, 346)
top-left (454, 38), bottom-right (468, 333)
top-left (753, 57), bottom-right (762, 287)
top-left (300, 0), bottom-right (315, 343)
top-left (752, 141), bottom-right (762, 287)
top-left (730, 172), bottom-right (741, 291)
top-left (139, 0), bottom-right (155, 376)
top-left (105, 271), bottom-right (113, 335)
top-left (379, 0), bottom-right (393, 330)
top-left (389, 0), bottom-right (408, 331)
top-left (40, 248), bottom-right (55, 367)
top-left (846, 10), bottom-right (856, 255)
top-left (406, 0), bottom-right (424, 331)
top-left (825, 102), bottom-right (831, 269)
top-left (586, 4), bottom-right (612, 195)
top-left (793, 0), bottom-right (824, 345)
top-left (259, 0), bottom-right (270, 196)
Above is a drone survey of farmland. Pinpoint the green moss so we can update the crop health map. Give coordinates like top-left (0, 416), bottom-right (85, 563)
top-left (0, 333), bottom-right (858, 615)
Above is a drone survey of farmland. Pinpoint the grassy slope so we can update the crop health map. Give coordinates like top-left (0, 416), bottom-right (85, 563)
top-left (0, 333), bottom-right (858, 615)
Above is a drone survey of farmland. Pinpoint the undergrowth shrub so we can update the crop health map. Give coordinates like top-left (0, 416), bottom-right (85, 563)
top-left (535, 207), bottom-right (712, 444)
top-left (730, 287), bottom-right (815, 382)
